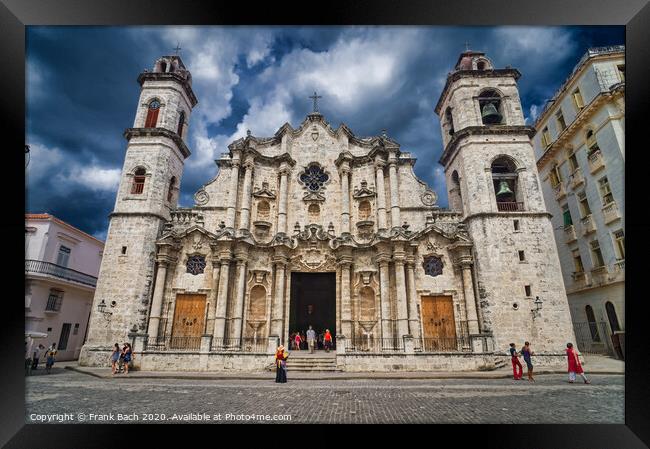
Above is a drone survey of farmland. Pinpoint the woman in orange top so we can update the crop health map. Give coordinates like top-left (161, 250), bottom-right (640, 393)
top-left (324, 329), bottom-right (333, 353)
top-left (275, 345), bottom-right (288, 383)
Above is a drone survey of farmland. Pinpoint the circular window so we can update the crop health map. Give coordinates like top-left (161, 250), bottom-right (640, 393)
top-left (149, 99), bottom-right (161, 110)
top-left (299, 164), bottom-right (329, 192)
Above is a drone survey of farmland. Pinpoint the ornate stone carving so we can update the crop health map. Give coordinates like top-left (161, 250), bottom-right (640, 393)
top-left (289, 252), bottom-right (338, 272)
top-left (422, 254), bottom-right (443, 277)
top-left (353, 180), bottom-right (376, 199)
top-left (252, 181), bottom-right (276, 199)
top-left (421, 189), bottom-right (438, 206)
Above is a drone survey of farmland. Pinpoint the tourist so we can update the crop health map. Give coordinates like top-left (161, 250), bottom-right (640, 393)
top-left (566, 342), bottom-right (590, 384)
top-left (275, 345), bottom-right (288, 383)
top-left (294, 332), bottom-right (302, 351)
top-left (307, 326), bottom-right (317, 353)
top-left (110, 343), bottom-right (121, 375)
top-left (45, 343), bottom-right (57, 374)
top-left (122, 343), bottom-right (133, 374)
top-left (324, 329), bottom-right (333, 353)
top-left (521, 341), bottom-right (535, 382)
top-left (32, 344), bottom-right (45, 370)
top-left (509, 343), bottom-right (522, 380)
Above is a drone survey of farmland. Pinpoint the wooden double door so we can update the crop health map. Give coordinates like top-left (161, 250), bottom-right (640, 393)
top-left (171, 294), bottom-right (207, 348)
top-left (420, 295), bottom-right (457, 351)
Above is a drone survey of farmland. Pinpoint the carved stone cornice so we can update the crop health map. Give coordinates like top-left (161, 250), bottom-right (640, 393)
top-left (124, 127), bottom-right (192, 159)
top-left (137, 71), bottom-right (198, 107)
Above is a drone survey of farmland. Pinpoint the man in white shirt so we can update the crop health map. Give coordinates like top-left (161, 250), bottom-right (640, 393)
top-left (306, 326), bottom-right (317, 353)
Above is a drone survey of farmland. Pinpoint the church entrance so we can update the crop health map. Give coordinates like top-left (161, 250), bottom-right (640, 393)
top-left (289, 272), bottom-right (336, 349)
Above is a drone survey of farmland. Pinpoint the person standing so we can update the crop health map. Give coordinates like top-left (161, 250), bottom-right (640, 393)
top-left (45, 343), bottom-right (57, 374)
top-left (521, 341), bottom-right (535, 382)
top-left (294, 332), bottom-right (302, 351)
top-left (566, 342), bottom-right (590, 384)
top-left (122, 343), bottom-right (133, 374)
top-left (32, 344), bottom-right (44, 370)
top-left (307, 326), bottom-right (317, 353)
top-left (509, 343), bottom-right (523, 380)
top-left (110, 343), bottom-right (121, 375)
top-left (324, 329), bottom-right (333, 353)
top-left (275, 345), bottom-right (288, 383)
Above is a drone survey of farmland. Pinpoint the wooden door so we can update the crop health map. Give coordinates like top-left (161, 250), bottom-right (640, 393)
top-left (421, 296), bottom-right (457, 351)
top-left (171, 294), bottom-right (206, 349)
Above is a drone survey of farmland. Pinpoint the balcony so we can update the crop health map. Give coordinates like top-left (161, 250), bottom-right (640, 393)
top-left (610, 260), bottom-right (625, 283)
top-left (25, 260), bottom-right (98, 288)
top-left (588, 150), bottom-right (605, 174)
top-left (602, 201), bottom-right (621, 224)
top-left (590, 265), bottom-right (609, 285)
top-left (496, 201), bottom-right (524, 212)
top-left (571, 271), bottom-right (590, 290)
top-left (553, 183), bottom-right (567, 201)
top-left (581, 214), bottom-right (596, 236)
top-left (564, 225), bottom-right (577, 243)
top-left (569, 167), bottom-right (585, 190)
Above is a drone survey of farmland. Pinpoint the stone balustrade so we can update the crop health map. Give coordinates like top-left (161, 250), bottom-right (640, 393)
top-left (602, 201), bottom-right (621, 224)
top-left (588, 150), bottom-right (605, 174)
top-left (569, 167), bottom-right (585, 190)
top-left (580, 214), bottom-right (596, 236)
top-left (564, 225), bottom-right (577, 243)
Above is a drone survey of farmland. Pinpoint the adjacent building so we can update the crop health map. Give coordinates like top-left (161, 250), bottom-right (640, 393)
top-left (25, 214), bottom-right (104, 361)
top-left (533, 45), bottom-right (625, 358)
top-left (79, 51), bottom-right (576, 372)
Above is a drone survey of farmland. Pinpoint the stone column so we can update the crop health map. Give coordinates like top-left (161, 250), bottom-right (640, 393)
top-left (230, 253), bottom-right (248, 341)
top-left (206, 257), bottom-right (221, 335)
top-left (147, 258), bottom-right (169, 340)
top-left (339, 257), bottom-right (353, 338)
top-left (393, 251), bottom-right (409, 339)
top-left (225, 160), bottom-right (241, 228)
top-left (405, 256), bottom-right (422, 343)
top-left (461, 263), bottom-right (480, 334)
top-left (387, 156), bottom-right (401, 228)
top-left (339, 165), bottom-right (351, 234)
top-left (270, 255), bottom-right (288, 337)
top-left (374, 159), bottom-right (387, 230)
top-left (213, 253), bottom-right (232, 343)
top-left (377, 254), bottom-right (392, 341)
top-left (277, 164), bottom-right (290, 234)
top-left (239, 158), bottom-right (255, 231)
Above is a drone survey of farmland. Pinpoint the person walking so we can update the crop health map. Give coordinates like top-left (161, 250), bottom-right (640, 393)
top-left (110, 343), bottom-right (121, 375)
top-left (521, 341), bottom-right (535, 382)
top-left (32, 344), bottom-right (44, 370)
top-left (324, 329), bottom-right (333, 353)
top-left (45, 343), bottom-right (57, 374)
top-left (275, 345), bottom-right (288, 383)
top-left (122, 343), bottom-right (133, 375)
top-left (509, 343), bottom-right (523, 380)
top-left (566, 342), bottom-right (590, 384)
top-left (307, 326), bottom-right (317, 353)
top-left (294, 332), bottom-right (302, 351)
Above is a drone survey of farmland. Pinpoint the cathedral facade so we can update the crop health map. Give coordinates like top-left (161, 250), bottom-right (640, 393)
top-left (79, 50), bottom-right (576, 371)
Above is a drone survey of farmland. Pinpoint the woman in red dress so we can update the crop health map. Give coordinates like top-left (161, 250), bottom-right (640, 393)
top-left (294, 333), bottom-right (302, 351)
top-left (566, 342), bottom-right (590, 384)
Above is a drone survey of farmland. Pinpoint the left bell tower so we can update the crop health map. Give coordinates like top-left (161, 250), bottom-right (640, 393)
top-left (80, 55), bottom-right (198, 365)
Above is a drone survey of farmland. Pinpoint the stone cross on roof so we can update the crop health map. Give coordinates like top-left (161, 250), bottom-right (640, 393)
top-left (174, 43), bottom-right (182, 55)
top-left (309, 91), bottom-right (322, 113)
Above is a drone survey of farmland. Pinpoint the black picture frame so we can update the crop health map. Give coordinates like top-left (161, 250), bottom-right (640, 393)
top-left (4, 0), bottom-right (648, 447)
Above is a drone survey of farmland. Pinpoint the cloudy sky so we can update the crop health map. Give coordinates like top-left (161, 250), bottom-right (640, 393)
top-left (26, 26), bottom-right (623, 241)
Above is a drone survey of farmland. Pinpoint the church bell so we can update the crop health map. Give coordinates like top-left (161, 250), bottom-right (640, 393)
top-left (481, 102), bottom-right (502, 124)
top-left (496, 180), bottom-right (514, 198)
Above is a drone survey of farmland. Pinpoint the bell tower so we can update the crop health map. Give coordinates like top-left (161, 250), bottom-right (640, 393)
top-left (80, 55), bottom-right (198, 364)
top-left (435, 50), bottom-right (575, 353)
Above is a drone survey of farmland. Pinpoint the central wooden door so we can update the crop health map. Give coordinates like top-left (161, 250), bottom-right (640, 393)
top-left (421, 296), bottom-right (457, 351)
top-left (171, 294), bottom-right (206, 349)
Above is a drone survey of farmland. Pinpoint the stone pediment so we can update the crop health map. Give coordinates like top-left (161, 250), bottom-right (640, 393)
top-left (296, 224), bottom-right (334, 243)
top-left (352, 180), bottom-right (376, 199)
top-left (289, 252), bottom-right (338, 272)
top-left (302, 191), bottom-right (326, 202)
top-left (158, 225), bottom-right (216, 243)
top-left (252, 182), bottom-right (276, 199)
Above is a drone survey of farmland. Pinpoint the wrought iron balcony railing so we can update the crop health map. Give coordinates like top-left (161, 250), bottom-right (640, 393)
top-left (25, 260), bottom-right (98, 287)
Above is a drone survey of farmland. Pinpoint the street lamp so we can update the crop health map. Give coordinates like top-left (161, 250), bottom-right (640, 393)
top-left (97, 299), bottom-right (112, 320)
top-left (533, 296), bottom-right (543, 311)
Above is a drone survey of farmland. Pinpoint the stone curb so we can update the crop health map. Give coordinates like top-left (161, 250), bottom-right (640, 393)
top-left (66, 366), bottom-right (623, 381)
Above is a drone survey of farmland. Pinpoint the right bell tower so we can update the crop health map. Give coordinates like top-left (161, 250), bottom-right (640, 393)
top-left (435, 49), bottom-right (576, 354)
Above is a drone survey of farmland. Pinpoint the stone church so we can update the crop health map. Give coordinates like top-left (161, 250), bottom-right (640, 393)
top-left (79, 50), bottom-right (576, 371)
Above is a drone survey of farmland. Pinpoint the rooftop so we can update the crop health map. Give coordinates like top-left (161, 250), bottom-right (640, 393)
top-left (26, 213), bottom-right (105, 245)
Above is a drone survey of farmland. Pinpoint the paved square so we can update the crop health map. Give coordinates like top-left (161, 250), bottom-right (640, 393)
top-left (25, 368), bottom-right (623, 424)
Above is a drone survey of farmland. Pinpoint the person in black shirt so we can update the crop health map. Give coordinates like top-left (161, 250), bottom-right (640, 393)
top-left (509, 343), bottom-right (523, 380)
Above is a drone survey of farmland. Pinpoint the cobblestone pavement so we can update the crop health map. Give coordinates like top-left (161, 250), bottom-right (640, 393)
top-left (25, 368), bottom-right (623, 424)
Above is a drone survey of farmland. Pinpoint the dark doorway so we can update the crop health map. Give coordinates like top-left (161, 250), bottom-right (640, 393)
top-left (289, 272), bottom-right (336, 347)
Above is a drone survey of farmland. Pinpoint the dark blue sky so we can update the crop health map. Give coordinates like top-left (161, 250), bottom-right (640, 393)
top-left (26, 26), bottom-right (624, 240)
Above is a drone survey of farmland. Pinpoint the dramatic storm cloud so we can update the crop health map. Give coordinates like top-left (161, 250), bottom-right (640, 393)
top-left (26, 26), bottom-right (623, 239)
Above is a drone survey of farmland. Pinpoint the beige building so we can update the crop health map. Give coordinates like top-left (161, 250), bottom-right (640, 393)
top-left (533, 45), bottom-right (625, 359)
top-left (80, 51), bottom-right (576, 372)
top-left (25, 214), bottom-right (104, 361)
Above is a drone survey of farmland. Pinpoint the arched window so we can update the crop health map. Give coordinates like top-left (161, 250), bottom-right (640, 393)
top-left (585, 305), bottom-right (601, 342)
top-left (131, 168), bottom-right (146, 194)
top-left (145, 99), bottom-right (161, 128)
top-left (177, 111), bottom-right (185, 137)
top-left (586, 129), bottom-right (600, 156)
top-left (445, 107), bottom-right (455, 135)
top-left (605, 302), bottom-right (620, 333)
top-left (167, 176), bottom-right (176, 203)
top-left (477, 60), bottom-right (486, 70)
top-left (308, 203), bottom-right (320, 222)
top-left (450, 170), bottom-right (463, 212)
top-left (257, 201), bottom-right (270, 220)
top-left (491, 157), bottom-right (522, 211)
top-left (479, 90), bottom-right (504, 125)
top-left (358, 201), bottom-right (371, 220)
